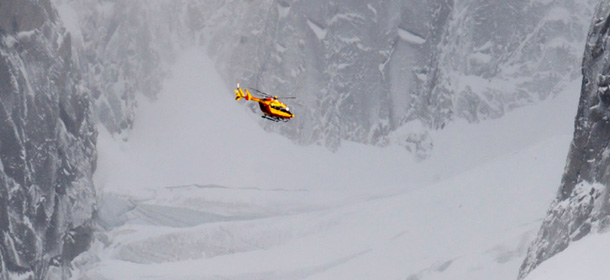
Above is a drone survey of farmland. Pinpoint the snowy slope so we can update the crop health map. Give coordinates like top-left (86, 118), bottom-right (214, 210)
top-left (75, 49), bottom-right (579, 280)
top-left (525, 232), bottom-right (610, 280)
top-left (92, 50), bottom-right (420, 196)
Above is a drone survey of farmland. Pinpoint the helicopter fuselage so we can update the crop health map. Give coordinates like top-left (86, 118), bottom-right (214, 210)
top-left (235, 85), bottom-right (294, 121)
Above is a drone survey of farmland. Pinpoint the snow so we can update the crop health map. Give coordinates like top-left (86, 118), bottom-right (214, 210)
top-left (367, 4), bottom-right (378, 18)
top-left (398, 27), bottom-right (426, 44)
top-left (306, 18), bottom-right (327, 40)
top-left (82, 48), bottom-right (580, 279)
top-left (545, 7), bottom-right (572, 24)
top-left (525, 232), bottom-right (610, 280)
top-left (55, 1), bottom-right (83, 46)
top-left (277, 2), bottom-right (290, 18)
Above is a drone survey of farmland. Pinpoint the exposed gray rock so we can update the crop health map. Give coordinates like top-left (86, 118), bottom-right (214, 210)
top-left (53, 0), bottom-right (186, 134)
top-left (0, 0), bottom-right (96, 278)
top-left (519, 1), bottom-right (610, 278)
top-left (433, 0), bottom-right (594, 126)
top-left (53, 0), bottom-right (219, 136)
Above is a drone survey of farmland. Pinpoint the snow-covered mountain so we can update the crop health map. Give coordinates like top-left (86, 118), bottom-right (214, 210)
top-left (0, 0), bottom-right (96, 279)
top-left (519, 1), bottom-right (610, 279)
top-left (198, 0), bottom-right (597, 152)
top-left (53, 0), bottom-right (596, 152)
top-left (434, 0), bottom-right (593, 125)
top-left (223, 0), bottom-right (594, 148)
top-left (0, 0), bottom-right (606, 279)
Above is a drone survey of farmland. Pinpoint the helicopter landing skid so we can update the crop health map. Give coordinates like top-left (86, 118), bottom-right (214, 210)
top-left (261, 115), bottom-right (289, 122)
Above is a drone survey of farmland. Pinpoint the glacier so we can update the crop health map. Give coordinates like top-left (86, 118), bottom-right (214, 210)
top-left (76, 48), bottom-right (580, 280)
top-left (0, 0), bottom-right (607, 279)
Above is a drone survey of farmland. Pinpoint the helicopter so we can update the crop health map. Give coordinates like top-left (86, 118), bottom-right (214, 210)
top-left (234, 82), bottom-right (295, 122)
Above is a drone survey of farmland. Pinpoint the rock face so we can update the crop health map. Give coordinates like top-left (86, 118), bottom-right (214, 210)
top-left (55, 0), bottom-right (595, 153)
top-left (54, 0), bottom-right (186, 134)
top-left (214, 1), bottom-right (454, 149)
top-left (208, 0), bottom-right (595, 151)
top-left (0, 0), bottom-right (97, 279)
top-left (434, 0), bottom-right (593, 124)
top-left (519, 2), bottom-right (610, 279)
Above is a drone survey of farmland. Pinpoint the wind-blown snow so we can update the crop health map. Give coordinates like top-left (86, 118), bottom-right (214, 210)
top-left (80, 49), bottom-right (580, 280)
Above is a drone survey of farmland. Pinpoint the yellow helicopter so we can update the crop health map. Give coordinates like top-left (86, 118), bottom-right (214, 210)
top-left (235, 82), bottom-right (295, 122)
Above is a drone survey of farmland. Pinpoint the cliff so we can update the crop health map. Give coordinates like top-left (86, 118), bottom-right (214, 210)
top-left (0, 0), bottom-right (96, 278)
top-left (519, 1), bottom-right (610, 278)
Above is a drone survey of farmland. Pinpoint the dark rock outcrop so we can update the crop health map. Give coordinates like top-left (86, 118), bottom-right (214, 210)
top-left (0, 0), bottom-right (96, 278)
top-left (519, 1), bottom-right (610, 278)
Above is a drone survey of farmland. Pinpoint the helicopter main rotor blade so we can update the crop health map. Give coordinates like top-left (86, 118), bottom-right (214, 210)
top-left (249, 88), bottom-right (271, 97)
top-left (249, 88), bottom-right (297, 100)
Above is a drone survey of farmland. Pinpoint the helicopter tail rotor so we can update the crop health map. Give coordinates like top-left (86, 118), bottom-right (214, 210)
top-left (235, 82), bottom-right (251, 101)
